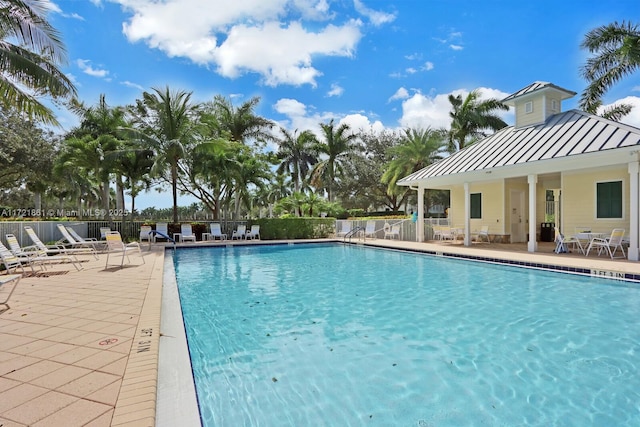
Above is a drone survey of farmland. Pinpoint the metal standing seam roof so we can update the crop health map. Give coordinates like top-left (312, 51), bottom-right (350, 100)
top-left (501, 81), bottom-right (576, 103)
top-left (398, 109), bottom-right (640, 184)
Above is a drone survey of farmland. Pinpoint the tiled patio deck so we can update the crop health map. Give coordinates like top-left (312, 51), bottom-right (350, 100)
top-left (0, 238), bottom-right (638, 426)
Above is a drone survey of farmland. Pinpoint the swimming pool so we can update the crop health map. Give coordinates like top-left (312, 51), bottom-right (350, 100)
top-left (174, 243), bottom-right (640, 426)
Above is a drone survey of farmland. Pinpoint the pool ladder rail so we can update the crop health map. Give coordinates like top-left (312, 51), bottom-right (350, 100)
top-left (343, 226), bottom-right (366, 243)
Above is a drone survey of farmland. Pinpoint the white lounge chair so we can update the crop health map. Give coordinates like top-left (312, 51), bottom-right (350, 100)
top-left (232, 225), bottom-right (246, 240)
top-left (336, 222), bottom-right (352, 237)
top-left (180, 224), bottom-right (197, 242)
top-left (25, 226), bottom-right (97, 260)
top-left (0, 241), bottom-right (28, 274)
top-left (56, 224), bottom-right (100, 258)
top-left (364, 221), bottom-right (376, 238)
top-left (554, 227), bottom-right (583, 254)
top-left (105, 231), bottom-right (145, 268)
top-left (586, 228), bottom-right (626, 259)
top-left (246, 225), bottom-right (261, 240)
top-left (384, 223), bottom-right (401, 240)
top-left (0, 274), bottom-right (21, 314)
top-left (139, 225), bottom-right (153, 243)
top-left (65, 226), bottom-right (106, 252)
top-left (5, 234), bottom-right (82, 271)
top-left (203, 223), bottom-right (227, 241)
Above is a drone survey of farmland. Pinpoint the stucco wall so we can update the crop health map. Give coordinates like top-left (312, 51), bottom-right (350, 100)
top-left (449, 181), bottom-right (505, 235)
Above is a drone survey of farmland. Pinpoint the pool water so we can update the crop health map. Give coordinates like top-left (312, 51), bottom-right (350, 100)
top-left (173, 243), bottom-right (640, 426)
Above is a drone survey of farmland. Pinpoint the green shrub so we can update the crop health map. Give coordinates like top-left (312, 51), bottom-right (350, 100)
top-left (251, 218), bottom-right (335, 239)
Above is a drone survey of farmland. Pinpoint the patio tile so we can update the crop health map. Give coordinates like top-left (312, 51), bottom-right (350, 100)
top-left (0, 355), bottom-right (40, 376)
top-left (0, 376), bottom-right (21, 392)
top-left (0, 334), bottom-right (35, 351)
top-left (83, 409), bottom-right (114, 427)
top-left (0, 383), bottom-right (49, 414)
top-left (50, 346), bottom-right (101, 364)
top-left (5, 338), bottom-right (53, 356)
top-left (85, 378), bottom-right (122, 405)
top-left (32, 397), bottom-right (112, 427)
top-left (75, 349), bottom-right (127, 370)
top-left (99, 356), bottom-right (129, 376)
top-left (4, 359), bottom-right (67, 383)
top-left (22, 342), bottom-right (78, 359)
top-left (57, 371), bottom-right (121, 398)
top-left (30, 364), bottom-right (92, 389)
top-left (2, 390), bottom-right (77, 425)
top-left (0, 417), bottom-right (27, 427)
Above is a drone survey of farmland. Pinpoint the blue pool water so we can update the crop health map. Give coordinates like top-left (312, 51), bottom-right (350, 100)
top-left (173, 243), bottom-right (640, 426)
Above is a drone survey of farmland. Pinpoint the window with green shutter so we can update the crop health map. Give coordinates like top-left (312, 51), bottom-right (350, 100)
top-left (596, 181), bottom-right (622, 219)
top-left (470, 193), bottom-right (482, 219)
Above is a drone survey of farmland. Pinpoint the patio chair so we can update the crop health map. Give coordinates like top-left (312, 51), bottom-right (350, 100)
top-left (25, 226), bottom-right (98, 260)
top-left (336, 222), bottom-right (352, 238)
top-left (232, 225), bottom-right (246, 240)
top-left (432, 225), bottom-right (443, 240)
top-left (0, 241), bottom-right (27, 274)
top-left (0, 274), bottom-right (21, 314)
top-left (153, 222), bottom-right (170, 242)
top-left (384, 223), bottom-right (401, 240)
top-left (181, 224), bottom-right (197, 243)
top-left (439, 226), bottom-right (454, 241)
top-left (5, 234), bottom-right (82, 271)
top-left (100, 227), bottom-right (111, 240)
top-left (203, 223), bottom-right (227, 241)
top-left (553, 227), bottom-right (583, 254)
top-left (246, 225), bottom-right (261, 240)
top-left (105, 231), bottom-right (145, 268)
top-left (364, 221), bottom-right (377, 238)
top-left (586, 228), bottom-right (626, 259)
top-left (472, 225), bottom-right (490, 243)
top-left (140, 225), bottom-right (153, 243)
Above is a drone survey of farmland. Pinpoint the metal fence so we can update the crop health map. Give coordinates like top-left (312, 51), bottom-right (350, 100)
top-left (335, 218), bottom-right (450, 242)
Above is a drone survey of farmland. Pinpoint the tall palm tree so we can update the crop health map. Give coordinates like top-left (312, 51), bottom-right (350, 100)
top-left (0, 0), bottom-right (76, 124)
top-left (382, 128), bottom-right (446, 195)
top-left (311, 119), bottom-right (358, 202)
top-left (447, 90), bottom-right (508, 152)
top-left (211, 95), bottom-right (274, 145)
top-left (580, 21), bottom-right (639, 120)
top-left (131, 86), bottom-right (196, 223)
top-left (275, 127), bottom-right (318, 193)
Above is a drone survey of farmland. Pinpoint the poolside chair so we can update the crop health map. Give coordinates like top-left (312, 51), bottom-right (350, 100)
top-left (203, 223), bottom-right (227, 241)
top-left (65, 226), bottom-right (106, 252)
top-left (140, 225), bottom-right (153, 243)
top-left (25, 226), bottom-right (98, 260)
top-left (180, 224), bottom-right (197, 243)
top-left (105, 231), bottom-right (145, 268)
top-left (336, 222), bottom-right (351, 237)
top-left (56, 225), bottom-right (100, 258)
top-left (246, 225), bottom-right (261, 240)
top-left (432, 225), bottom-right (442, 240)
top-left (0, 240), bottom-right (27, 274)
top-left (5, 234), bottom-right (82, 271)
top-left (553, 227), bottom-right (583, 254)
top-left (472, 225), bottom-right (490, 243)
top-left (0, 274), bottom-right (21, 314)
top-left (232, 225), bottom-right (246, 240)
top-left (100, 227), bottom-right (111, 240)
top-left (439, 226), bottom-right (454, 241)
top-left (364, 221), bottom-right (376, 238)
top-left (586, 228), bottom-right (626, 259)
top-left (384, 223), bottom-right (401, 240)
top-left (153, 222), bottom-right (169, 242)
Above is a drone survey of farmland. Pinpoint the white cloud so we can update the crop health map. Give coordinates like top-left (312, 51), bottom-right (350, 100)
top-left (602, 96), bottom-right (640, 129)
top-left (449, 44), bottom-right (463, 51)
top-left (353, 0), bottom-right (396, 26)
top-left (399, 87), bottom-right (512, 130)
top-left (113, 0), bottom-right (363, 87)
top-left (632, 86), bottom-right (640, 92)
top-left (121, 80), bottom-right (145, 91)
top-left (340, 113), bottom-right (385, 134)
top-left (405, 67), bottom-right (417, 74)
top-left (423, 61), bottom-right (434, 71)
top-left (274, 98), bottom-right (307, 117)
top-left (388, 87), bottom-right (409, 102)
top-left (76, 59), bottom-right (109, 78)
top-left (327, 83), bottom-right (344, 97)
top-left (42, 1), bottom-right (84, 19)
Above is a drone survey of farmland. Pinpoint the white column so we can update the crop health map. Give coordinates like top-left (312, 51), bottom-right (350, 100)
top-left (528, 174), bottom-right (538, 252)
top-left (628, 161), bottom-right (639, 261)
top-left (464, 182), bottom-right (471, 246)
top-left (417, 186), bottom-right (425, 242)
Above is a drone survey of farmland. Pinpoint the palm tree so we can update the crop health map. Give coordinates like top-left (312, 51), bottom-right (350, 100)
top-left (0, 0), bottom-right (76, 124)
top-left (275, 127), bottom-right (318, 193)
top-left (382, 128), bottom-right (446, 194)
top-left (311, 119), bottom-right (358, 202)
top-left (447, 90), bottom-right (509, 152)
top-left (211, 95), bottom-right (274, 145)
top-left (580, 21), bottom-right (639, 120)
top-left (131, 86), bottom-right (196, 223)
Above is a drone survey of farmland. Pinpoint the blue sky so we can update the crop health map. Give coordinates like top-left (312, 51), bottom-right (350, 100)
top-left (46, 0), bottom-right (640, 209)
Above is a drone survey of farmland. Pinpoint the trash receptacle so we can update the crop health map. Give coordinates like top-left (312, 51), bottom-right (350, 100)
top-left (540, 222), bottom-right (555, 242)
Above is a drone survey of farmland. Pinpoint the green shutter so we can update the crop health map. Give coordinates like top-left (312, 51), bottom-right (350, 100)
top-left (470, 193), bottom-right (482, 219)
top-left (596, 181), bottom-right (622, 218)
